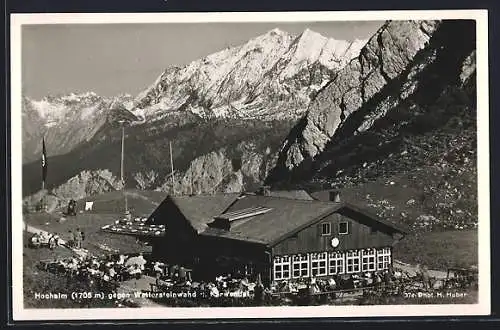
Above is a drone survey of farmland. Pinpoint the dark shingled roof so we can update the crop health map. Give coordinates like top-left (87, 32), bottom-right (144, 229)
top-left (169, 193), bottom-right (241, 233)
top-left (201, 226), bottom-right (268, 245)
top-left (201, 194), bottom-right (338, 245)
top-left (265, 190), bottom-right (315, 201)
top-left (153, 192), bottom-right (407, 245)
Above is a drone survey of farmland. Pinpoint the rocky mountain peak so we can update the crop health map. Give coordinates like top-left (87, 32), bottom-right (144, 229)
top-left (133, 27), bottom-right (365, 122)
top-left (271, 20), bottom-right (441, 174)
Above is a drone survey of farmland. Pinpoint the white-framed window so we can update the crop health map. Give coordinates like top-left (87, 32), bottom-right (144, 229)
top-left (328, 252), bottom-right (345, 275)
top-left (377, 247), bottom-right (392, 270)
top-left (311, 252), bottom-right (327, 276)
top-left (292, 254), bottom-right (309, 278)
top-left (321, 222), bottom-right (331, 236)
top-left (361, 249), bottom-right (376, 272)
top-left (346, 250), bottom-right (361, 273)
top-left (339, 221), bottom-right (349, 235)
top-left (273, 255), bottom-right (291, 281)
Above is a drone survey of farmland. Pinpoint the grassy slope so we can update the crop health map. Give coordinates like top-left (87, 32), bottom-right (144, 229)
top-left (22, 190), bottom-right (165, 308)
top-left (310, 178), bottom-right (478, 270)
top-left (24, 212), bottom-right (152, 257)
top-left (393, 230), bottom-right (477, 270)
top-left (23, 232), bottom-right (116, 308)
top-left (71, 189), bottom-right (167, 217)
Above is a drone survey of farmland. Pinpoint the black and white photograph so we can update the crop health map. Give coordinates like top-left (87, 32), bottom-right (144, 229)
top-left (10, 10), bottom-right (490, 320)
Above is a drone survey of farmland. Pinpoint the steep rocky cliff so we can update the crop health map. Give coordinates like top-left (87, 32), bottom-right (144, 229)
top-left (23, 169), bottom-right (123, 212)
top-left (156, 141), bottom-right (277, 195)
top-left (271, 20), bottom-right (440, 176)
top-left (269, 20), bottom-right (477, 232)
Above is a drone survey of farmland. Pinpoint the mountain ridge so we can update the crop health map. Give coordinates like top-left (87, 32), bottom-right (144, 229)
top-left (132, 28), bottom-right (367, 122)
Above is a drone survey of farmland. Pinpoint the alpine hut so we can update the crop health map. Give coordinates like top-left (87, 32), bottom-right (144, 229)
top-left (145, 190), bottom-right (407, 285)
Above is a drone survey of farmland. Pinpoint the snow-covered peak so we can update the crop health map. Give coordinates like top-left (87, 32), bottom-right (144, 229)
top-left (251, 28), bottom-right (293, 44)
top-left (292, 28), bottom-right (330, 63)
top-left (134, 27), bottom-right (366, 122)
top-left (269, 27), bottom-right (288, 35)
top-left (41, 91), bottom-right (101, 104)
top-left (24, 91), bottom-right (118, 127)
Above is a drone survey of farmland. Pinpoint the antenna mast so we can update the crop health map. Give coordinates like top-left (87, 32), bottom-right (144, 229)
top-left (119, 121), bottom-right (128, 214)
top-left (170, 141), bottom-right (175, 196)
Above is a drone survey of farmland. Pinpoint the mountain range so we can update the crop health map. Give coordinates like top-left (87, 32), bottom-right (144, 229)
top-left (22, 20), bottom-right (478, 233)
top-left (22, 27), bottom-right (367, 203)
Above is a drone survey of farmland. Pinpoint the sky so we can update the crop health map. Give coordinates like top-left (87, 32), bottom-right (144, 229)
top-left (22, 21), bottom-right (384, 99)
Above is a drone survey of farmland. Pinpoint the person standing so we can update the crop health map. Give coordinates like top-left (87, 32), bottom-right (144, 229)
top-left (421, 265), bottom-right (431, 289)
top-left (75, 228), bottom-right (82, 249)
top-left (68, 230), bottom-right (75, 248)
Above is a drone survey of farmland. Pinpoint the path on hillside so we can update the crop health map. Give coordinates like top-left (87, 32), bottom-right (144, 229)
top-left (124, 191), bottom-right (159, 207)
top-left (24, 221), bottom-right (68, 246)
top-left (394, 260), bottom-right (447, 279)
top-left (24, 221), bottom-right (162, 307)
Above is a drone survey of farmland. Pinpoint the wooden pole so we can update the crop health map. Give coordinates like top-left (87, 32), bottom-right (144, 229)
top-left (120, 122), bottom-right (128, 214)
top-left (121, 124), bottom-right (125, 183)
top-left (170, 141), bottom-right (175, 196)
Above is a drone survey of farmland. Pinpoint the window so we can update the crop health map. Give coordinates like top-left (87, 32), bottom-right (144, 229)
top-left (339, 221), bottom-right (349, 235)
top-left (346, 250), bottom-right (361, 273)
top-left (328, 252), bottom-right (345, 275)
top-left (273, 256), bottom-right (291, 281)
top-left (377, 247), bottom-right (392, 270)
top-left (292, 254), bottom-right (309, 278)
top-left (311, 252), bottom-right (327, 276)
top-left (361, 249), bottom-right (376, 272)
top-left (321, 222), bottom-right (331, 236)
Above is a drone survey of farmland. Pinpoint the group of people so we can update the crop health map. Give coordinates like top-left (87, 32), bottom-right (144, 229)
top-left (272, 268), bottom-right (408, 296)
top-left (42, 253), bottom-right (149, 291)
top-left (30, 227), bottom-right (86, 251)
top-left (30, 231), bottom-right (62, 249)
top-left (65, 199), bottom-right (77, 216)
top-left (152, 261), bottom-right (194, 285)
top-left (67, 228), bottom-right (85, 249)
top-left (151, 269), bottom-right (265, 302)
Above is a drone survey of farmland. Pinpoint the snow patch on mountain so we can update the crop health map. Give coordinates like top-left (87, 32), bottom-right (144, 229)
top-left (22, 92), bottom-right (135, 162)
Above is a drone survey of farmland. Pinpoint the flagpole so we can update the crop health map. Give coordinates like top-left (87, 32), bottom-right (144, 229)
top-left (41, 136), bottom-right (47, 212)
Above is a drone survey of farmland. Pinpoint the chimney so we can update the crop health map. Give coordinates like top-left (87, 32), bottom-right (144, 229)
top-left (258, 185), bottom-right (271, 196)
top-left (329, 190), bottom-right (341, 203)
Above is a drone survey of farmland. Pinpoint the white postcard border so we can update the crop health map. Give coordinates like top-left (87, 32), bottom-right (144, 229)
top-left (10, 9), bottom-right (490, 321)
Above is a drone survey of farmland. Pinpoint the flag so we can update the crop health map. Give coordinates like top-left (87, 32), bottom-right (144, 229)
top-left (42, 137), bottom-right (47, 185)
